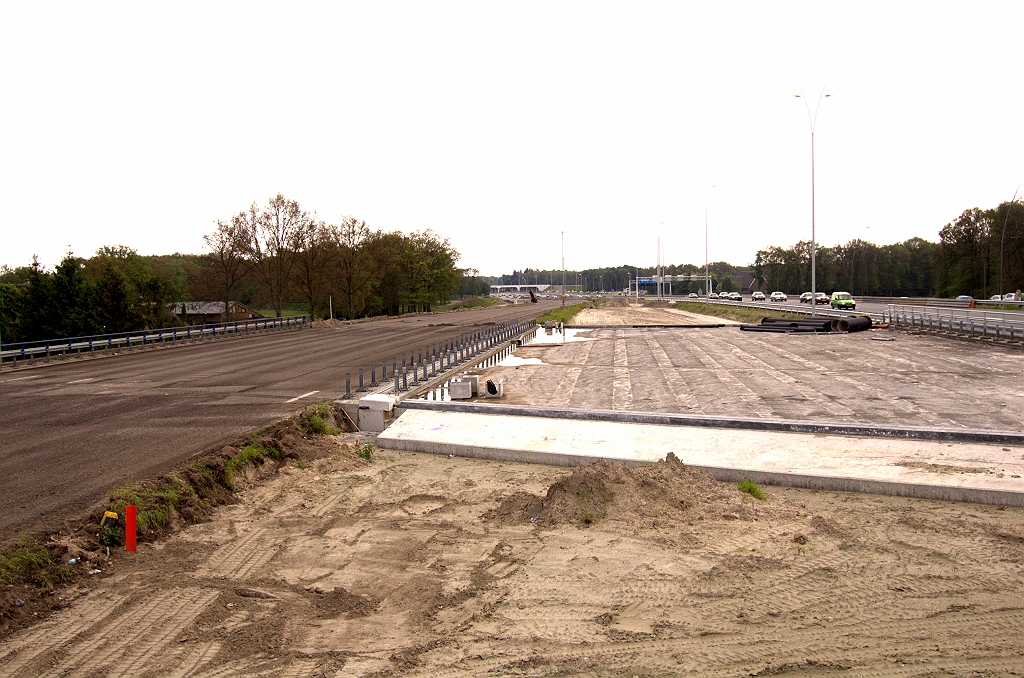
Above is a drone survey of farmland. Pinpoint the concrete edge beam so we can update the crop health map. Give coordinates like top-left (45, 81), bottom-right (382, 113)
top-left (395, 401), bottom-right (1024, 446)
top-left (378, 436), bottom-right (1024, 507)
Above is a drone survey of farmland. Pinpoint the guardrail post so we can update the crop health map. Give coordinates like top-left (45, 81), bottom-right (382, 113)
top-left (382, 360), bottom-right (387, 382)
top-left (359, 368), bottom-right (365, 391)
top-left (371, 364), bottom-right (377, 386)
top-left (413, 362), bottom-right (420, 385)
top-left (401, 369), bottom-right (408, 391)
top-left (45, 341), bottom-right (50, 362)
top-left (393, 357), bottom-right (398, 378)
top-left (346, 373), bottom-right (351, 398)
top-left (394, 372), bottom-right (400, 394)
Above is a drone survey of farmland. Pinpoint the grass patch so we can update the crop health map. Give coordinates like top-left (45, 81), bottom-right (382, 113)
top-left (356, 443), bottom-right (374, 461)
top-left (737, 479), bottom-right (767, 501)
top-left (0, 538), bottom-right (53, 585)
top-left (108, 477), bottom-right (190, 535)
top-left (225, 444), bottom-right (284, 490)
top-left (536, 301), bottom-right (598, 325)
top-left (436, 296), bottom-right (499, 311)
top-left (672, 301), bottom-right (806, 324)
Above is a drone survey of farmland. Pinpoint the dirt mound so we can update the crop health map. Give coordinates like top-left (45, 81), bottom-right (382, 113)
top-left (486, 453), bottom-right (727, 528)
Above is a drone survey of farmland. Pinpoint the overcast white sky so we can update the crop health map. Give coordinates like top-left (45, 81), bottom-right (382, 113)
top-left (2, 1), bottom-right (1021, 276)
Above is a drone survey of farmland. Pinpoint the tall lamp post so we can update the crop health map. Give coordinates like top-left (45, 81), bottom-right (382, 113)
top-left (794, 87), bottom-right (832, 318)
top-left (697, 185), bottom-right (717, 299)
top-left (1000, 182), bottom-right (1022, 299)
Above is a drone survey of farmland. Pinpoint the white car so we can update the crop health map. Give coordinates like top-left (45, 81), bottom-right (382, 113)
top-left (770, 291), bottom-right (788, 302)
top-left (751, 291), bottom-right (765, 301)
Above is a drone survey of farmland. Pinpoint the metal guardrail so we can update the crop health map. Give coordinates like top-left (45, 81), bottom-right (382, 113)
top-left (887, 304), bottom-right (1024, 342)
top-left (857, 296), bottom-right (1024, 309)
top-left (688, 298), bottom-right (880, 321)
top-left (0, 316), bottom-right (308, 366)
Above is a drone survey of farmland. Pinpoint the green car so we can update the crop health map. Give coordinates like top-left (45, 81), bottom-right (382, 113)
top-left (830, 291), bottom-right (856, 310)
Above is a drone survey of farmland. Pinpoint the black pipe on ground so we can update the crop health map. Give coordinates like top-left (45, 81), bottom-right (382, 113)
top-left (837, 316), bottom-right (872, 332)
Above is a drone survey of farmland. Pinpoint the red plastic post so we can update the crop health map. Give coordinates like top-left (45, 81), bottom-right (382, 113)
top-left (125, 505), bottom-right (137, 552)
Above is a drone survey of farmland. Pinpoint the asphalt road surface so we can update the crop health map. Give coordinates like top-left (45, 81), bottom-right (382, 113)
top-left (0, 302), bottom-right (558, 539)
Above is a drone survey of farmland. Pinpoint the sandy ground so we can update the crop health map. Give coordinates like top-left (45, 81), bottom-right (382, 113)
top-left (574, 303), bottom-right (740, 326)
top-left (3, 439), bottom-right (1022, 677)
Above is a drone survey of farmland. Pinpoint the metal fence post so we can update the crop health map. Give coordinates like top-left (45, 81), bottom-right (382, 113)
top-left (371, 364), bottom-right (377, 386)
top-left (346, 373), bottom-right (352, 398)
top-left (359, 368), bottom-right (365, 391)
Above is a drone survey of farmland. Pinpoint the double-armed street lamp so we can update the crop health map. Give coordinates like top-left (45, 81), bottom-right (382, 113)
top-left (794, 87), bottom-right (832, 318)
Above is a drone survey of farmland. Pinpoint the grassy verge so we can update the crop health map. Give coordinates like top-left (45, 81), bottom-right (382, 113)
top-left (435, 296), bottom-right (499, 312)
top-left (672, 301), bottom-right (805, 324)
top-left (253, 304), bottom-right (309, 318)
top-left (537, 301), bottom-right (599, 325)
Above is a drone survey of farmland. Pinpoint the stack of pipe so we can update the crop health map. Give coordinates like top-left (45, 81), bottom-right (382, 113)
top-left (739, 316), bottom-right (872, 334)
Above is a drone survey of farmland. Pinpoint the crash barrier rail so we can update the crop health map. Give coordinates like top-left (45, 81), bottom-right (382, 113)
top-left (887, 304), bottom-right (1024, 342)
top-left (340, 318), bottom-right (537, 398)
top-left (693, 298), bottom-right (881, 322)
top-left (856, 296), bottom-right (1024, 309)
top-left (0, 316), bottom-right (308, 366)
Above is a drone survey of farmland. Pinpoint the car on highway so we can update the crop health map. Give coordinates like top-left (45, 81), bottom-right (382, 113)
top-left (751, 291), bottom-right (765, 301)
top-left (688, 292), bottom-right (698, 298)
top-left (830, 291), bottom-right (856, 310)
top-left (729, 292), bottom-right (742, 301)
top-left (770, 291), bottom-right (788, 302)
top-left (799, 292), bottom-right (813, 303)
top-left (955, 295), bottom-right (973, 301)
top-left (708, 292), bottom-right (720, 299)
top-left (814, 292), bottom-right (829, 304)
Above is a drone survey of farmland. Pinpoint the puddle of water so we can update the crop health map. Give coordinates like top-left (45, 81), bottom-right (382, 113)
top-left (528, 328), bottom-right (598, 344)
top-left (498, 355), bottom-right (546, 367)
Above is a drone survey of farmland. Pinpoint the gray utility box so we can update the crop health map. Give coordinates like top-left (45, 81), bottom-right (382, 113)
top-left (449, 380), bottom-right (473, 399)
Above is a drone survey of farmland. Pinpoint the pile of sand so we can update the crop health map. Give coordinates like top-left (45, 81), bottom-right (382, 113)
top-left (486, 453), bottom-right (740, 528)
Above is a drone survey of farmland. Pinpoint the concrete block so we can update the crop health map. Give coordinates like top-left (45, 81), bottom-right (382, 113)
top-left (358, 408), bottom-right (386, 432)
top-left (482, 378), bottom-right (504, 398)
top-left (360, 393), bottom-right (396, 412)
top-left (450, 381), bottom-right (473, 399)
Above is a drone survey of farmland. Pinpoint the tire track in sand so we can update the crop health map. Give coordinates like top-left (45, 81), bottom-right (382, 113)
top-left (40, 587), bottom-right (218, 678)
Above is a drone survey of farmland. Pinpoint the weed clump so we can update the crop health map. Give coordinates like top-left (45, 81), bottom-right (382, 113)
top-left (737, 479), bottom-right (767, 501)
top-left (225, 444), bottom-right (284, 490)
top-left (0, 539), bottom-right (53, 585)
top-left (299, 402), bottom-right (341, 437)
top-left (356, 443), bottom-right (374, 461)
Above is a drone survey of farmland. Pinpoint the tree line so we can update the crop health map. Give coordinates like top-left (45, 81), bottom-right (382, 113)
top-left (1, 194), bottom-right (472, 344)
top-left (753, 200), bottom-right (1022, 298)
top-left (496, 199), bottom-right (1023, 299)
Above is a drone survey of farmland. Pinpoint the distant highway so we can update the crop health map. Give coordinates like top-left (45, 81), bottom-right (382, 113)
top-left (0, 301), bottom-right (558, 539)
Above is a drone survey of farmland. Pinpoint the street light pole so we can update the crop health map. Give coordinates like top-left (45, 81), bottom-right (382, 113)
top-left (561, 230), bottom-right (565, 308)
top-left (1000, 182), bottom-right (1022, 299)
top-left (697, 185), bottom-right (717, 300)
top-left (794, 87), bottom-right (832, 318)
